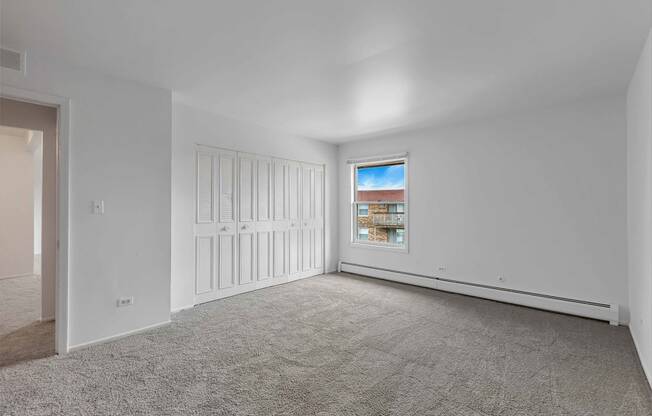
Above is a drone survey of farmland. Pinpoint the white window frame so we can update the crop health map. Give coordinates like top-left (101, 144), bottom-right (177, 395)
top-left (357, 203), bottom-right (369, 217)
top-left (350, 155), bottom-right (408, 252)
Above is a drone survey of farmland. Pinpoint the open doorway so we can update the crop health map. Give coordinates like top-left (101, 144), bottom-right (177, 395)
top-left (0, 98), bottom-right (58, 366)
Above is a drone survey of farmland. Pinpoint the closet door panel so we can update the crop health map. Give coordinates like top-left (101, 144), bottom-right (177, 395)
top-left (313, 166), bottom-right (324, 272)
top-left (302, 165), bottom-right (313, 221)
top-left (314, 168), bottom-right (323, 220)
top-left (273, 230), bottom-right (286, 277)
top-left (239, 155), bottom-right (256, 222)
top-left (314, 228), bottom-right (323, 270)
top-left (257, 158), bottom-right (272, 222)
top-left (273, 160), bottom-right (288, 221)
top-left (302, 229), bottom-right (312, 272)
top-left (300, 164), bottom-right (315, 272)
top-left (289, 162), bottom-right (301, 221)
top-left (218, 153), bottom-right (236, 223)
top-left (257, 231), bottom-right (273, 280)
top-left (196, 151), bottom-right (214, 224)
top-left (289, 228), bottom-right (300, 275)
top-left (288, 162), bottom-right (302, 277)
top-left (218, 233), bottom-right (235, 289)
top-left (195, 236), bottom-right (214, 294)
top-left (238, 230), bottom-right (255, 285)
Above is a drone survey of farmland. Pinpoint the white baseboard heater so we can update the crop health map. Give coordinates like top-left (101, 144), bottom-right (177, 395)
top-left (338, 261), bottom-right (619, 326)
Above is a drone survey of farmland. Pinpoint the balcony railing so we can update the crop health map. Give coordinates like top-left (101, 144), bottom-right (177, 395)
top-left (372, 213), bottom-right (405, 227)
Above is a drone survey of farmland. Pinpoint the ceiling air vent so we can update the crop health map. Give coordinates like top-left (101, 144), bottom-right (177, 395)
top-left (0, 47), bottom-right (24, 72)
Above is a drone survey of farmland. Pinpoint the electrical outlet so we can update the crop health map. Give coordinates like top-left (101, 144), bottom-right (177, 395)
top-left (497, 276), bottom-right (505, 283)
top-left (92, 200), bottom-right (105, 215)
top-left (116, 297), bottom-right (134, 307)
top-left (437, 266), bottom-right (447, 272)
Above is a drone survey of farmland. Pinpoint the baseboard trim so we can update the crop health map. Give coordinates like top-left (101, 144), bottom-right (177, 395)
top-left (339, 261), bottom-right (619, 325)
top-left (68, 320), bottom-right (171, 352)
top-left (287, 269), bottom-right (323, 282)
top-left (630, 326), bottom-right (652, 390)
top-left (195, 269), bottom-right (324, 306)
top-left (0, 273), bottom-right (33, 281)
top-left (171, 304), bottom-right (194, 314)
top-left (40, 315), bottom-right (54, 322)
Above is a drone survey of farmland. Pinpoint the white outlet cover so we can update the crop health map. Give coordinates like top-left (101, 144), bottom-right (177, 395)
top-left (116, 296), bottom-right (134, 307)
top-left (92, 200), bottom-right (105, 215)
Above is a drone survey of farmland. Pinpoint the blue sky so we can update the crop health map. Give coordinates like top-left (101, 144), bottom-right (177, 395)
top-left (357, 164), bottom-right (405, 190)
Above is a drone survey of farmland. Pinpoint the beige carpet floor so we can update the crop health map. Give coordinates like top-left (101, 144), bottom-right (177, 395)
top-left (1, 273), bottom-right (651, 415)
top-left (0, 275), bottom-right (55, 367)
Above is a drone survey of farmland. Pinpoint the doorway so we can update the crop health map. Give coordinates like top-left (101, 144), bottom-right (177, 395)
top-left (0, 98), bottom-right (58, 366)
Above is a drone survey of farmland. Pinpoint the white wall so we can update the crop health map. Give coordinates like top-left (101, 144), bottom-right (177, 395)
top-left (0, 133), bottom-right (34, 278)
top-left (339, 96), bottom-right (629, 321)
top-left (1, 54), bottom-right (172, 347)
top-left (29, 130), bottom-right (43, 274)
top-left (171, 101), bottom-right (338, 311)
top-left (627, 29), bottom-right (652, 386)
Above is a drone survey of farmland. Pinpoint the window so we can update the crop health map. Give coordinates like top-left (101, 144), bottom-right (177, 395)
top-left (395, 229), bottom-right (405, 244)
top-left (351, 156), bottom-right (407, 250)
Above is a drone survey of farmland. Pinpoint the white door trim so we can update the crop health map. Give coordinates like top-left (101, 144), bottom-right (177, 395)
top-left (1, 85), bottom-right (71, 354)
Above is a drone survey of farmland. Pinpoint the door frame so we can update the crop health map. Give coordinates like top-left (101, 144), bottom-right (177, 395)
top-left (1, 85), bottom-right (71, 354)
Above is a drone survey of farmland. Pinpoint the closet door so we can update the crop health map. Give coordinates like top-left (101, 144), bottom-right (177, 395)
top-left (299, 163), bottom-right (325, 274)
top-left (216, 151), bottom-right (237, 290)
top-left (238, 153), bottom-right (256, 286)
top-left (287, 161), bottom-right (302, 277)
top-left (194, 147), bottom-right (325, 304)
top-left (301, 164), bottom-right (314, 272)
top-left (256, 156), bottom-right (274, 281)
top-left (194, 147), bottom-right (237, 304)
top-left (272, 159), bottom-right (289, 278)
top-left (312, 165), bottom-right (324, 272)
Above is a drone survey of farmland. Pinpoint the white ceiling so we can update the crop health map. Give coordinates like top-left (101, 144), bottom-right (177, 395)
top-left (2, 0), bottom-right (650, 142)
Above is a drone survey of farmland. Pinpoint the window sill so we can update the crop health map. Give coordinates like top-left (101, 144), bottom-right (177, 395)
top-left (350, 241), bottom-right (409, 253)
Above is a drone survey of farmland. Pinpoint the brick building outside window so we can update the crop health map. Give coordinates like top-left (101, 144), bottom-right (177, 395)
top-left (356, 189), bottom-right (405, 244)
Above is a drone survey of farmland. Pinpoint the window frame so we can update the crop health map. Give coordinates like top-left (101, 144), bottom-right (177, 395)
top-left (350, 156), bottom-right (408, 252)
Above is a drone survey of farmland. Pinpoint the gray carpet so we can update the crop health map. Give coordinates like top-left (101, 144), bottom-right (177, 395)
top-left (0, 275), bottom-right (55, 367)
top-left (1, 273), bottom-right (651, 415)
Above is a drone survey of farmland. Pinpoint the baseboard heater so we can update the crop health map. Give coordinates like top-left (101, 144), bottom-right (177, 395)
top-left (338, 261), bottom-right (619, 325)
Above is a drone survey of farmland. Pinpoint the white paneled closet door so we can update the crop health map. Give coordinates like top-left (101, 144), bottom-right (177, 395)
top-left (272, 159), bottom-right (289, 278)
top-left (312, 165), bottom-right (325, 272)
top-left (299, 163), bottom-right (325, 275)
top-left (194, 145), bottom-right (325, 304)
top-left (287, 161), bottom-right (302, 279)
top-left (255, 156), bottom-right (274, 281)
top-left (301, 164), bottom-right (313, 273)
top-left (238, 153), bottom-right (257, 286)
top-left (194, 147), bottom-right (237, 304)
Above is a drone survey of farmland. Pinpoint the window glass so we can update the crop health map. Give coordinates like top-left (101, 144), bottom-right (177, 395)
top-left (352, 159), bottom-right (406, 249)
